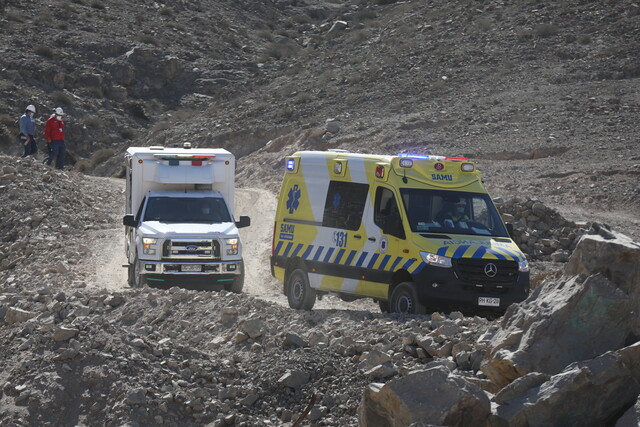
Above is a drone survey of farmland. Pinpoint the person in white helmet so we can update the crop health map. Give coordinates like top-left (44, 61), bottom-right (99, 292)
top-left (44, 107), bottom-right (66, 170)
top-left (18, 105), bottom-right (38, 158)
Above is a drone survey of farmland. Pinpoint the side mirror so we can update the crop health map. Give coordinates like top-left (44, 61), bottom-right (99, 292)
top-left (236, 216), bottom-right (251, 228)
top-left (506, 222), bottom-right (514, 238)
top-left (123, 215), bottom-right (138, 227)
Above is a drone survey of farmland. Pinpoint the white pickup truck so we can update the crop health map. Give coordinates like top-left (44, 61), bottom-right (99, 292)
top-left (122, 145), bottom-right (250, 291)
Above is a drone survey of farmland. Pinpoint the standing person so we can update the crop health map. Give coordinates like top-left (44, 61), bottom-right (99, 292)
top-left (44, 107), bottom-right (66, 170)
top-left (19, 105), bottom-right (38, 158)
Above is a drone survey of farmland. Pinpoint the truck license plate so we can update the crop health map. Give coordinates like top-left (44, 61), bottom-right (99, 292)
top-left (182, 264), bottom-right (202, 272)
top-left (478, 297), bottom-right (500, 307)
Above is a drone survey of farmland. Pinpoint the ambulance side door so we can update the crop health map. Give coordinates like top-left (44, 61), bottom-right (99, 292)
top-left (361, 186), bottom-right (406, 284)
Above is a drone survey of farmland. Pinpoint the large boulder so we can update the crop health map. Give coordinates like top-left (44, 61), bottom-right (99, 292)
top-left (493, 342), bottom-right (640, 426)
top-left (481, 274), bottom-right (632, 388)
top-left (358, 366), bottom-right (491, 427)
top-left (565, 228), bottom-right (640, 332)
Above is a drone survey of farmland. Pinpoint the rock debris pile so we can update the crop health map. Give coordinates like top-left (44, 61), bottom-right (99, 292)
top-left (0, 284), bottom-right (494, 426)
top-left (496, 197), bottom-right (590, 263)
top-left (0, 155), bottom-right (120, 288)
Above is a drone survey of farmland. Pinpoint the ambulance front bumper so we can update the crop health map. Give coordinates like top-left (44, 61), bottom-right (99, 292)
top-left (413, 263), bottom-right (530, 312)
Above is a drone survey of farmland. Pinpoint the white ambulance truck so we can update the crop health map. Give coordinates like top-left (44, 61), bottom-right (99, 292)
top-left (271, 150), bottom-right (530, 315)
top-left (123, 145), bottom-right (250, 291)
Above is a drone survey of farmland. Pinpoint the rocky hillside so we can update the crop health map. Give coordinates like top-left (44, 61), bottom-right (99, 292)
top-left (1, 1), bottom-right (639, 219)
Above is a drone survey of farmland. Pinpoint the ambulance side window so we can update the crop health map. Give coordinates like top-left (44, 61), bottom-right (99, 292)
top-left (374, 187), bottom-right (405, 239)
top-left (322, 181), bottom-right (368, 231)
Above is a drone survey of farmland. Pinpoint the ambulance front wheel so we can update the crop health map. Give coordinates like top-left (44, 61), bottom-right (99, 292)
top-left (390, 282), bottom-right (426, 315)
top-left (286, 269), bottom-right (316, 310)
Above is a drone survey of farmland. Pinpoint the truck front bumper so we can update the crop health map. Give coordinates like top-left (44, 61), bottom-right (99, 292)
top-left (138, 259), bottom-right (244, 290)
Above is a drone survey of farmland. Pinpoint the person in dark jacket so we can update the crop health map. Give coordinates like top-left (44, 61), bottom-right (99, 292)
top-left (44, 107), bottom-right (66, 170)
top-left (19, 105), bottom-right (38, 158)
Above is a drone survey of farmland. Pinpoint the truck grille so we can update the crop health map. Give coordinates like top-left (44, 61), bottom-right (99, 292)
top-left (162, 239), bottom-right (220, 260)
top-left (454, 258), bottom-right (518, 285)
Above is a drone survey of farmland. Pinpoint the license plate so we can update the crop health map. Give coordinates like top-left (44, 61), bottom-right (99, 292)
top-left (478, 297), bottom-right (500, 307)
top-left (182, 264), bottom-right (201, 272)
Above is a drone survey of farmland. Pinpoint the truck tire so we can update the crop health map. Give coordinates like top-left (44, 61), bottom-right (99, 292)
top-left (286, 268), bottom-right (316, 310)
top-left (128, 254), bottom-right (142, 288)
top-left (390, 282), bottom-right (426, 315)
top-left (225, 275), bottom-right (244, 294)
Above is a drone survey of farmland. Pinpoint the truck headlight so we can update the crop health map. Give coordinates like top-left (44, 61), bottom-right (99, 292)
top-left (225, 237), bottom-right (239, 255)
top-left (143, 237), bottom-right (157, 255)
top-left (518, 258), bottom-right (530, 272)
top-left (420, 251), bottom-right (452, 268)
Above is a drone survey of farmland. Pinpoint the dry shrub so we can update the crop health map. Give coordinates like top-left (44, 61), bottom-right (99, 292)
top-left (534, 23), bottom-right (559, 37)
top-left (35, 45), bottom-right (54, 58)
top-left (89, 148), bottom-right (115, 168)
top-left (51, 91), bottom-right (73, 106)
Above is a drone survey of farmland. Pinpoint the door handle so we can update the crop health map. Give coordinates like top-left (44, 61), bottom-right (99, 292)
top-left (354, 235), bottom-right (362, 239)
top-left (368, 237), bottom-right (376, 242)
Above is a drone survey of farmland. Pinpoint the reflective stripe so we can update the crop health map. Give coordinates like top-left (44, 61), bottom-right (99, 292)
top-left (379, 254), bottom-right (392, 270)
top-left (402, 259), bottom-right (416, 270)
top-left (283, 242), bottom-right (293, 257)
top-left (437, 246), bottom-right (449, 256)
top-left (313, 246), bottom-right (324, 261)
top-left (453, 245), bottom-right (470, 259)
top-left (334, 249), bottom-right (346, 264)
top-left (367, 253), bottom-right (380, 269)
top-left (291, 243), bottom-right (304, 257)
top-left (301, 245), bottom-right (313, 260)
top-left (274, 241), bottom-right (284, 256)
top-left (390, 257), bottom-right (403, 271)
top-left (345, 250), bottom-right (357, 266)
top-left (323, 247), bottom-right (335, 263)
top-left (356, 251), bottom-right (369, 267)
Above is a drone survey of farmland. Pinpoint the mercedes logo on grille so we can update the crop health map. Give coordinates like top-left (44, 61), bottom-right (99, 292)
top-left (484, 263), bottom-right (498, 277)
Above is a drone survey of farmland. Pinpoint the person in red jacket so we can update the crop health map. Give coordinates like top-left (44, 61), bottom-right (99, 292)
top-left (44, 107), bottom-right (66, 170)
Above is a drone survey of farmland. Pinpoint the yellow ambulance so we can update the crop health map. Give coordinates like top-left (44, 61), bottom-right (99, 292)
top-left (270, 150), bottom-right (530, 315)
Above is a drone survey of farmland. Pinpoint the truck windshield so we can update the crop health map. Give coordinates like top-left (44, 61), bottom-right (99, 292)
top-left (143, 197), bottom-right (232, 223)
top-left (399, 189), bottom-right (509, 237)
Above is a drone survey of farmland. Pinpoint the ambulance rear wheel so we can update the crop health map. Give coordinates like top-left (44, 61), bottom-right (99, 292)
top-left (390, 282), bottom-right (426, 315)
top-left (286, 269), bottom-right (316, 310)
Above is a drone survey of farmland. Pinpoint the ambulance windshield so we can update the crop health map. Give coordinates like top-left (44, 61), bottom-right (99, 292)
top-left (399, 189), bottom-right (509, 237)
top-left (143, 196), bottom-right (232, 223)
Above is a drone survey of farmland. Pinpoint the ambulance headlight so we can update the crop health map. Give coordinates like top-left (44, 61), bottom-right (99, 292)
top-left (518, 258), bottom-right (530, 272)
top-left (226, 237), bottom-right (239, 255)
top-left (461, 163), bottom-right (475, 172)
top-left (420, 251), bottom-right (452, 268)
top-left (143, 237), bottom-right (157, 255)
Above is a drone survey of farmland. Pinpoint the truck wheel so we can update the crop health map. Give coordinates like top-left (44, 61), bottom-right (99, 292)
top-left (225, 275), bottom-right (244, 294)
top-left (128, 254), bottom-right (142, 288)
top-left (286, 269), bottom-right (316, 310)
top-left (390, 282), bottom-right (426, 315)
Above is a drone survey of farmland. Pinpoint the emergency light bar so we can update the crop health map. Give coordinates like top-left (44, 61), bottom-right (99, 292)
top-left (153, 154), bottom-right (217, 160)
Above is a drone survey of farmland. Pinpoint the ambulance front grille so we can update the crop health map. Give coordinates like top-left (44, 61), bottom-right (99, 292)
top-left (454, 259), bottom-right (518, 284)
top-left (162, 239), bottom-right (220, 260)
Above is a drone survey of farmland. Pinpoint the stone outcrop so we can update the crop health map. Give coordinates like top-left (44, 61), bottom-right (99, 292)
top-left (358, 366), bottom-right (491, 427)
top-left (493, 342), bottom-right (640, 426)
top-left (481, 274), bottom-right (633, 388)
top-left (565, 227), bottom-right (640, 332)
